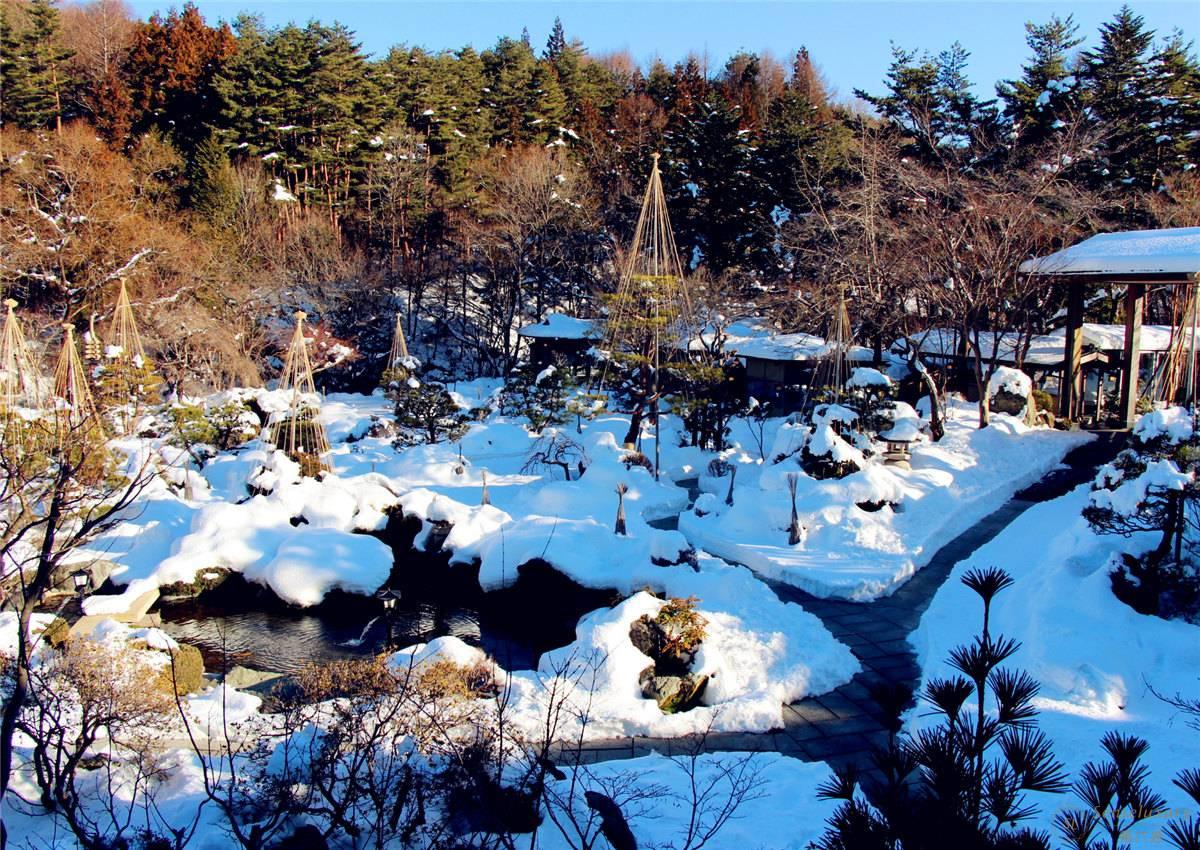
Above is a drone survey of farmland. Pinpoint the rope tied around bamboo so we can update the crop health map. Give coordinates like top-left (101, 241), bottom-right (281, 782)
top-left (91, 277), bottom-right (162, 430)
top-left (53, 323), bottom-right (106, 450)
top-left (381, 311), bottom-right (417, 393)
top-left (1, 298), bottom-right (43, 414)
top-left (268, 310), bottom-right (333, 476)
top-left (600, 152), bottom-right (696, 479)
top-left (786, 473), bottom-right (803, 546)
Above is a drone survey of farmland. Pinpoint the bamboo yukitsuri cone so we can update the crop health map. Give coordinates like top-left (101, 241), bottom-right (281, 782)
top-left (92, 277), bottom-right (162, 433)
top-left (107, 277), bottom-right (147, 364)
top-left (53, 324), bottom-right (104, 446)
top-left (382, 311), bottom-right (415, 391)
top-left (600, 152), bottom-right (697, 480)
top-left (269, 311), bottom-right (333, 476)
top-left (0, 299), bottom-right (43, 413)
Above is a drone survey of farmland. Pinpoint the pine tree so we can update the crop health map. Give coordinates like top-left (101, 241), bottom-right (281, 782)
top-left (997, 15), bottom-right (1084, 147)
top-left (544, 17), bottom-right (566, 60)
top-left (527, 60), bottom-right (567, 141)
top-left (212, 14), bottom-right (281, 157)
top-left (482, 36), bottom-right (539, 144)
top-left (6, 0), bottom-right (74, 132)
top-left (1145, 31), bottom-right (1200, 184)
top-left (1079, 5), bottom-right (1158, 188)
top-left (0, 3), bottom-right (17, 130)
top-left (667, 91), bottom-right (775, 273)
top-left (188, 134), bottom-right (238, 227)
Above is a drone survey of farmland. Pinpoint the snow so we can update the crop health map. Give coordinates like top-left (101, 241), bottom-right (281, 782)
top-left (845, 366), bottom-right (892, 389)
top-left (879, 417), bottom-right (922, 442)
top-left (81, 441), bottom-right (398, 610)
top-left (517, 312), bottom-right (599, 340)
top-left (909, 483), bottom-right (1200, 836)
top-left (533, 752), bottom-right (839, 850)
top-left (1020, 226), bottom-right (1200, 276)
top-left (271, 181), bottom-right (298, 203)
top-left (987, 364), bottom-right (1032, 398)
top-left (406, 551), bottom-right (858, 739)
top-left (680, 400), bottom-right (1091, 600)
top-left (1134, 405), bottom-right (1194, 443)
top-left (692, 318), bottom-right (873, 363)
top-left (897, 324), bottom-right (1197, 367)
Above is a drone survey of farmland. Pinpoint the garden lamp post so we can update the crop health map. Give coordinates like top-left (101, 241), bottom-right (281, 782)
top-left (375, 587), bottom-right (401, 646)
top-left (71, 569), bottom-right (90, 601)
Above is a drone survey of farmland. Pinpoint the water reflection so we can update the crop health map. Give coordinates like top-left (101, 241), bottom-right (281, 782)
top-left (156, 597), bottom-right (546, 675)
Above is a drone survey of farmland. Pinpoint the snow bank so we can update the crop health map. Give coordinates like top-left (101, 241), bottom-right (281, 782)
top-left (496, 554), bottom-right (857, 738)
top-left (846, 366), bottom-right (892, 389)
top-left (84, 443), bottom-right (399, 608)
top-left (681, 401), bottom-right (1091, 600)
top-left (534, 752), bottom-right (839, 850)
top-left (910, 484), bottom-right (1200, 835)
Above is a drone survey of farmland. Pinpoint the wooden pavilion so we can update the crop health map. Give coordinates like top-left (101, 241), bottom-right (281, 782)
top-left (1020, 227), bottom-right (1200, 427)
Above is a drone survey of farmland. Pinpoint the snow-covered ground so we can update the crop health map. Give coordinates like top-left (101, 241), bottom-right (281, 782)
top-left (533, 751), bottom-right (838, 850)
top-left (909, 481), bottom-right (1200, 836)
top-left (402, 548), bottom-right (859, 738)
top-left (65, 382), bottom-right (1095, 739)
top-left (680, 400), bottom-right (1091, 600)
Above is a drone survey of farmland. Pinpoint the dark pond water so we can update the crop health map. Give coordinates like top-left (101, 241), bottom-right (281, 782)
top-left (155, 517), bottom-right (619, 676)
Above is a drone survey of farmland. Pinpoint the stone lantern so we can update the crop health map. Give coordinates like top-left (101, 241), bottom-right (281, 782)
top-left (879, 418), bottom-right (921, 468)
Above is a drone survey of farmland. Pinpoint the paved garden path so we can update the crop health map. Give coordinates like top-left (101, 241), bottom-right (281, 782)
top-left (573, 431), bottom-right (1127, 793)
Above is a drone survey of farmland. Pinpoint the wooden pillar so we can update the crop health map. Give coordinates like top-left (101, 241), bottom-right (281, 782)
top-left (1061, 283), bottom-right (1085, 419)
top-left (1119, 282), bottom-right (1144, 429)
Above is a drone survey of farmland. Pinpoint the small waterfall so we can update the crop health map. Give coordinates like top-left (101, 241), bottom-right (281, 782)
top-left (341, 616), bottom-right (381, 647)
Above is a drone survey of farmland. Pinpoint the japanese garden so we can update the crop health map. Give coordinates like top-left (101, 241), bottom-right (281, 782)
top-left (1, 1), bottom-right (1200, 848)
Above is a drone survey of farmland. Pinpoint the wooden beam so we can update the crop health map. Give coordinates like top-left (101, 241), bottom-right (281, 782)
top-left (1119, 283), bottom-right (1144, 428)
top-left (1031, 271), bottom-right (1197, 286)
top-left (1061, 283), bottom-right (1085, 419)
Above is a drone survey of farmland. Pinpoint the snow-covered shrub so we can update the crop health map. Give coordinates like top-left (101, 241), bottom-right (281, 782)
top-left (800, 405), bottom-right (865, 480)
top-left (1086, 407), bottom-right (1200, 621)
top-left (498, 362), bottom-right (573, 433)
top-left (380, 354), bottom-right (421, 397)
top-left (168, 397), bottom-right (259, 463)
top-left (393, 379), bottom-right (472, 445)
top-left (92, 354), bottom-right (163, 427)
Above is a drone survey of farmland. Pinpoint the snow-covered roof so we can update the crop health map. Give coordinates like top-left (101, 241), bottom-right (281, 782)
top-left (1020, 227), bottom-right (1200, 277)
top-left (517, 313), bottom-right (600, 340)
top-left (694, 319), bottom-right (873, 363)
top-left (898, 324), bottom-right (1195, 367)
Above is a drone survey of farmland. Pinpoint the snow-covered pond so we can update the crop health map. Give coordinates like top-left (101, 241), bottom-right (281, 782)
top-left (153, 558), bottom-right (617, 674)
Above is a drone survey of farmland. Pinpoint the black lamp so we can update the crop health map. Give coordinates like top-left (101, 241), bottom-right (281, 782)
top-left (71, 569), bottom-right (90, 596)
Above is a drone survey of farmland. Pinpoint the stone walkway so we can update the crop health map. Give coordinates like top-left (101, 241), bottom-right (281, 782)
top-left (572, 431), bottom-right (1126, 793)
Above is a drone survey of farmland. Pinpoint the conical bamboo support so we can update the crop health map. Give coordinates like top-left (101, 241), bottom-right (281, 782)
top-left (812, 289), bottom-right (853, 399)
top-left (0, 299), bottom-right (43, 412)
top-left (269, 311), bottom-right (332, 474)
top-left (53, 324), bottom-right (103, 443)
top-left (381, 311), bottom-right (413, 391)
top-left (389, 312), bottom-right (410, 367)
top-left (602, 152), bottom-right (694, 358)
top-left (108, 278), bottom-right (146, 364)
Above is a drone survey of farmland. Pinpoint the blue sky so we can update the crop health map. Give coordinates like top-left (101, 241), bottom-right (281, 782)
top-left (125, 1), bottom-right (1198, 100)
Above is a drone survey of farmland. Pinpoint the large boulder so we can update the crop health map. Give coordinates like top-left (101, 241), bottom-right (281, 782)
top-left (987, 366), bottom-right (1033, 417)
